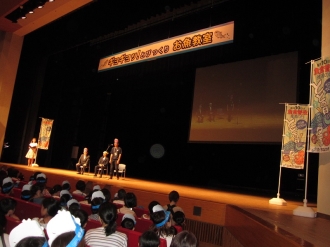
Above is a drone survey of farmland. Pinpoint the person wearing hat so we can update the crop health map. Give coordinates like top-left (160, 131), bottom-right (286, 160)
top-left (94, 151), bottom-right (109, 178)
top-left (33, 197), bottom-right (60, 228)
top-left (21, 184), bottom-right (32, 201)
top-left (109, 138), bottom-right (122, 180)
top-left (76, 147), bottom-right (90, 175)
top-left (150, 205), bottom-right (176, 247)
top-left (1, 177), bottom-right (15, 195)
top-left (89, 191), bottom-right (105, 220)
top-left (121, 214), bottom-right (136, 230)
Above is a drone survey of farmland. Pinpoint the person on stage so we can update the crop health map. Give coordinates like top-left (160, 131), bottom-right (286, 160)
top-left (76, 147), bottom-right (90, 175)
top-left (25, 138), bottom-right (38, 166)
top-left (109, 138), bottom-right (122, 180)
top-left (94, 151), bottom-right (109, 178)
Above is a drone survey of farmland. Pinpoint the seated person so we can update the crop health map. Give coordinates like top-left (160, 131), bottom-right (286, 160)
top-left (117, 192), bottom-right (137, 217)
top-left (62, 180), bottom-right (71, 191)
top-left (0, 198), bottom-right (20, 221)
top-left (89, 191), bottom-right (105, 220)
top-left (139, 231), bottom-right (160, 247)
top-left (70, 208), bottom-right (89, 229)
top-left (33, 197), bottom-right (60, 228)
top-left (1, 177), bottom-right (15, 195)
top-left (94, 151), bottom-right (109, 178)
top-left (76, 148), bottom-right (90, 175)
top-left (142, 200), bottom-right (160, 220)
top-left (49, 184), bottom-right (62, 199)
top-left (35, 173), bottom-right (51, 197)
top-left (21, 184), bottom-right (32, 201)
top-left (72, 180), bottom-right (87, 196)
top-left (101, 188), bottom-right (111, 202)
top-left (120, 214), bottom-right (136, 230)
top-left (163, 191), bottom-right (184, 226)
top-left (29, 183), bottom-right (45, 205)
top-left (169, 230), bottom-right (197, 247)
top-left (172, 211), bottom-right (185, 233)
top-left (84, 202), bottom-right (127, 247)
top-left (112, 189), bottom-right (126, 205)
top-left (59, 190), bottom-right (72, 209)
top-left (67, 199), bottom-right (80, 212)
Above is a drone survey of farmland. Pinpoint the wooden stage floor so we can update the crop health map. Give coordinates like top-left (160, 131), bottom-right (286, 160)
top-left (2, 163), bottom-right (330, 247)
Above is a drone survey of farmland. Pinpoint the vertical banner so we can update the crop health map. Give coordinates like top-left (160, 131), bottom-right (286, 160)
top-left (38, 118), bottom-right (54, 150)
top-left (281, 104), bottom-right (308, 169)
top-left (310, 57), bottom-right (330, 153)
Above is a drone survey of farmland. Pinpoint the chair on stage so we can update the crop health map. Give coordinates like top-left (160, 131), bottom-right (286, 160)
top-left (80, 165), bottom-right (90, 174)
top-left (97, 164), bottom-right (108, 177)
top-left (114, 164), bottom-right (126, 178)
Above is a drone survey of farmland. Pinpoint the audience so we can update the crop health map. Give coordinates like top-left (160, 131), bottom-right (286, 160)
top-left (117, 192), bottom-right (137, 217)
top-left (20, 184), bottom-right (32, 201)
top-left (0, 211), bottom-right (9, 247)
top-left (59, 190), bottom-right (72, 209)
top-left (72, 180), bottom-right (87, 196)
top-left (112, 189), bottom-right (126, 205)
top-left (89, 191), bottom-right (105, 220)
top-left (172, 211), bottom-right (185, 232)
top-left (84, 202), bottom-right (127, 247)
top-left (0, 198), bottom-right (20, 221)
top-left (142, 200), bottom-right (160, 220)
top-left (1, 177), bottom-right (15, 195)
top-left (35, 173), bottom-right (51, 197)
top-left (120, 214), bottom-right (136, 230)
top-left (33, 197), bottom-right (60, 228)
top-left (139, 230), bottom-right (160, 247)
top-left (101, 188), bottom-right (111, 202)
top-left (49, 184), bottom-right (62, 199)
top-left (29, 183), bottom-right (45, 204)
top-left (169, 230), bottom-right (197, 247)
top-left (62, 180), bottom-right (71, 191)
top-left (67, 199), bottom-right (80, 212)
top-left (70, 209), bottom-right (89, 229)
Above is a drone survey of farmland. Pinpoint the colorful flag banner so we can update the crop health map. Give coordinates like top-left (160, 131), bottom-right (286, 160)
top-left (309, 57), bottom-right (330, 153)
top-left (281, 104), bottom-right (308, 169)
top-left (38, 118), bottom-right (54, 150)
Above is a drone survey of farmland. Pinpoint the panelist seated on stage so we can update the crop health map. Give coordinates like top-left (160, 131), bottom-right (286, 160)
top-left (94, 151), bottom-right (109, 178)
top-left (76, 147), bottom-right (90, 174)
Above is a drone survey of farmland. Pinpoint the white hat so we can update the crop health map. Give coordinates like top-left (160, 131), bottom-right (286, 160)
top-left (62, 180), bottom-right (70, 186)
top-left (22, 184), bottom-right (32, 191)
top-left (60, 190), bottom-right (72, 197)
top-left (122, 214), bottom-right (136, 224)
top-left (36, 173), bottom-right (46, 179)
top-left (93, 185), bottom-right (101, 191)
top-left (67, 199), bottom-right (80, 208)
top-left (9, 218), bottom-right (45, 247)
top-left (46, 210), bottom-right (83, 247)
top-left (2, 177), bottom-right (13, 185)
top-left (152, 205), bottom-right (165, 213)
top-left (91, 190), bottom-right (105, 201)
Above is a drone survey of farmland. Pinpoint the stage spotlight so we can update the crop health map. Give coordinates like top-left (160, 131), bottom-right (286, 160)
top-left (49, 0), bottom-right (55, 2)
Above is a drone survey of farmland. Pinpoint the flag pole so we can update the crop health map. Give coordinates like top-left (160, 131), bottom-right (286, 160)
top-left (293, 60), bottom-right (316, 218)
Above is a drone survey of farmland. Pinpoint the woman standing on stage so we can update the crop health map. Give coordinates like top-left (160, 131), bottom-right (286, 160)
top-left (25, 138), bottom-right (37, 166)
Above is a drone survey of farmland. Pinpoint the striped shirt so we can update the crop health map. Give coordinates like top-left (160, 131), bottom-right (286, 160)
top-left (85, 227), bottom-right (127, 247)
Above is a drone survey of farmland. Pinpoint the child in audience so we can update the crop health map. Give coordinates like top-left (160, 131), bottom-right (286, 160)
top-left (169, 230), bottom-right (197, 247)
top-left (72, 180), bottom-right (86, 196)
top-left (67, 199), bottom-right (80, 211)
top-left (84, 202), bottom-right (127, 247)
top-left (142, 200), bottom-right (160, 220)
top-left (70, 208), bottom-right (89, 229)
top-left (62, 180), bottom-right (71, 191)
top-left (59, 190), bottom-right (72, 209)
top-left (0, 210), bottom-right (9, 247)
top-left (112, 189), bottom-right (126, 205)
top-left (121, 214), bottom-right (136, 230)
top-left (150, 205), bottom-right (176, 247)
top-left (29, 183), bottom-right (45, 204)
top-left (172, 211), bottom-right (185, 232)
top-left (1, 177), bottom-right (15, 195)
top-left (101, 188), bottom-right (111, 202)
top-left (35, 173), bottom-right (51, 197)
top-left (33, 197), bottom-right (60, 228)
top-left (139, 230), bottom-right (160, 247)
top-left (89, 191), bottom-right (105, 220)
top-left (21, 184), bottom-right (32, 201)
top-left (163, 191), bottom-right (184, 226)
top-left (117, 192), bottom-right (137, 217)
top-left (0, 198), bottom-right (20, 221)
top-left (49, 184), bottom-right (62, 198)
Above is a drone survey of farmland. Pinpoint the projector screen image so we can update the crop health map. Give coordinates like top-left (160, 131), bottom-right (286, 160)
top-left (189, 52), bottom-right (298, 143)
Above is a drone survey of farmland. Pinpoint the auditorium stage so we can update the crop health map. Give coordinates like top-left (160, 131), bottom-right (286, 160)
top-left (1, 163), bottom-right (329, 247)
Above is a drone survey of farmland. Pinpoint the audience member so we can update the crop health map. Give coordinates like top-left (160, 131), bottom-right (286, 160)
top-left (33, 197), bottom-right (60, 228)
top-left (163, 191), bottom-right (184, 226)
top-left (72, 180), bottom-right (87, 196)
top-left (150, 205), bottom-right (176, 247)
top-left (117, 192), bottom-right (137, 217)
top-left (16, 237), bottom-right (47, 247)
top-left (1, 177), bottom-right (15, 195)
top-left (62, 180), bottom-right (71, 191)
top-left (112, 189), bottom-right (126, 205)
top-left (0, 198), bottom-right (20, 221)
top-left (49, 184), bottom-right (62, 198)
top-left (29, 183), bottom-right (45, 204)
top-left (169, 230), bottom-right (197, 247)
top-left (101, 188), bottom-right (111, 202)
top-left (89, 191), bottom-right (105, 220)
top-left (142, 200), bottom-right (160, 220)
top-left (21, 184), bottom-right (32, 201)
top-left (121, 214), bottom-right (136, 230)
top-left (172, 211), bottom-right (185, 232)
top-left (35, 173), bottom-right (51, 197)
top-left (93, 185), bottom-right (101, 191)
top-left (139, 230), bottom-right (160, 247)
top-left (47, 209), bottom-right (84, 247)
top-left (67, 199), bottom-right (80, 211)
top-left (84, 202), bottom-right (127, 247)
top-left (9, 219), bottom-right (46, 247)
top-left (59, 190), bottom-right (72, 209)
top-left (70, 209), bottom-right (89, 229)
top-left (0, 211), bottom-right (9, 247)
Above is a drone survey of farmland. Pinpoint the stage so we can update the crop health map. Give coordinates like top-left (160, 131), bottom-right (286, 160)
top-left (1, 162), bottom-right (329, 247)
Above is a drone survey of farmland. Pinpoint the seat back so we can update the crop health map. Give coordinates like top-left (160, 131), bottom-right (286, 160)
top-left (133, 207), bottom-right (149, 218)
top-left (85, 218), bottom-right (102, 232)
top-left (80, 202), bottom-right (92, 215)
top-left (12, 188), bottom-right (22, 199)
top-left (72, 193), bottom-right (86, 202)
top-left (134, 218), bottom-right (153, 233)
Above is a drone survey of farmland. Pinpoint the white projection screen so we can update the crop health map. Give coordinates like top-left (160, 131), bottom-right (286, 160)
top-left (189, 52), bottom-right (298, 143)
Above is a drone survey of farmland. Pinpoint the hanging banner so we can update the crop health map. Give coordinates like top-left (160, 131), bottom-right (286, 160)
top-left (281, 104), bottom-right (308, 169)
top-left (310, 57), bottom-right (330, 153)
top-left (98, 21), bottom-right (234, 72)
top-left (38, 118), bottom-right (54, 150)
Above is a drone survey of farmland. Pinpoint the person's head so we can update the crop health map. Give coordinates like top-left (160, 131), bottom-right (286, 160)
top-left (121, 214), bottom-right (136, 230)
top-left (0, 197), bottom-right (17, 216)
top-left (101, 188), bottom-right (111, 202)
top-left (67, 199), bottom-right (80, 211)
top-left (75, 180), bottom-right (86, 192)
top-left (60, 190), bottom-right (72, 208)
top-left (47, 209), bottom-right (84, 247)
top-left (169, 230), bottom-right (197, 247)
top-left (31, 138), bottom-right (37, 143)
top-left (139, 230), bottom-right (160, 247)
top-left (169, 191), bottom-right (180, 203)
top-left (35, 173), bottom-right (47, 185)
top-left (103, 151), bottom-right (108, 157)
top-left (173, 211), bottom-right (185, 226)
top-left (115, 189), bottom-right (126, 200)
top-left (9, 219), bottom-right (46, 247)
top-left (51, 231), bottom-right (79, 247)
top-left (41, 197), bottom-right (60, 217)
top-left (2, 177), bottom-right (14, 194)
top-left (62, 180), bottom-right (71, 191)
top-left (114, 138), bottom-right (119, 147)
top-left (98, 202), bottom-right (117, 236)
top-left (30, 183), bottom-right (44, 199)
top-left (148, 201), bottom-right (160, 214)
top-left (124, 192), bottom-right (137, 208)
top-left (7, 167), bottom-right (19, 178)
top-left (16, 237), bottom-right (47, 247)
top-left (21, 184), bottom-right (32, 201)
top-left (150, 205), bottom-right (173, 236)
top-left (91, 197), bottom-right (104, 214)
top-left (70, 209), bottom-right (88, 229)
top-left (83, 148), bottom-right (88, 154)
top-left (49, 184), bottom-right (62, 196)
